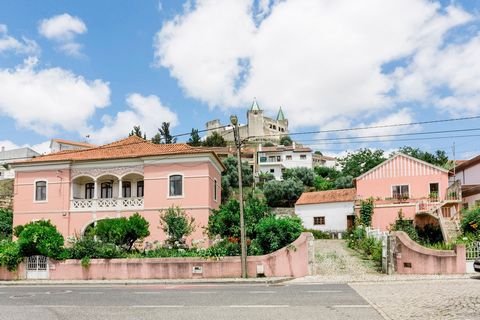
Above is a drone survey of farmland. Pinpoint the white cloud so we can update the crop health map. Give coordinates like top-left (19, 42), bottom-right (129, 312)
top-left (86, 93), bottom-right (178, 144)
top-left (0, 24), bottom-right (39, 55)
top-left (0, 57), bottom-right (110, 136)
top-left (38, 13), bottom-right (87, 56)
top-left (154, 0), bottom-right (475, 127)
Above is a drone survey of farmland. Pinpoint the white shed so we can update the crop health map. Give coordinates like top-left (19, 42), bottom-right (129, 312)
top-left (295, 188), bottom-right (356, 233)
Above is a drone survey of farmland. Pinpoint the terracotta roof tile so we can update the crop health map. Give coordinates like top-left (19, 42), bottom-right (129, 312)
top-left (295, 188), bottom-right (356, 205)
top-left (17, 136), bottom-right (224, 167)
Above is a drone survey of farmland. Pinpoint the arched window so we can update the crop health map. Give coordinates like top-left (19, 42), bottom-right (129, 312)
top-left (169, 175), bottom-right (183, 197)
top-left (35, 181), bottom-right (47, 201)
top-left (137, 181), bottom-right (144, 197)
top-left (122, 181), bottom-right (131, 198)
top-left (85, 183), bottom-right (94, 199)
top-left (101, 182), bottom-right (113, 199)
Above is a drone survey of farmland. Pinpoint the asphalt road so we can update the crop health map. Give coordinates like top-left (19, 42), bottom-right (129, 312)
top-left (0, 283), bottom-right (383, 320)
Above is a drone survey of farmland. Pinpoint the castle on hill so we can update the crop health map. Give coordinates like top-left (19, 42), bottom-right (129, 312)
top-left (205, 99), bottom-right (289, 142)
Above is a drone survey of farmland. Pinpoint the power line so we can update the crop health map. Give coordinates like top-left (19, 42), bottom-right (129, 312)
top-left (303, 133), bottom-right (480, 146)
top-left (289, 127), bottom-right (480, 142)
top-left (172, 124), bottom-right (231, 138)
top-left (249, 114), bottom-right (480, 139)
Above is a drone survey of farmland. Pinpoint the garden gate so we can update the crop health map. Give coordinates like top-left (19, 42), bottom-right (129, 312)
top-left (26, 255), bottom-right (49, 279)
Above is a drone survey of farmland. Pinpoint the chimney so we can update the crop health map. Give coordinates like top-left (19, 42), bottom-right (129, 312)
top-left (292, 141), bottom-right (296, 149)
top-left (258, 144), bottom-right (262, 152)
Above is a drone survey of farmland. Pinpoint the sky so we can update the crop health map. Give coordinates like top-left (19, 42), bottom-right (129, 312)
top-left (1, 0), bottom-right (480, 159)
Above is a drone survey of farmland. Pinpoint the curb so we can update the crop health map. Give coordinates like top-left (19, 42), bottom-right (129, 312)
top-left (0, 277), bottom-right (292, 286)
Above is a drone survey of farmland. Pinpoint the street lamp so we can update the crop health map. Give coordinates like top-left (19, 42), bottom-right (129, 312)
top-left (230, 115), bottom-right (248, 278)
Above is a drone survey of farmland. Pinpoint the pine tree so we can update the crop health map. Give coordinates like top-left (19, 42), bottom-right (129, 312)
top-left (187, 128), bottom-right (202, 146)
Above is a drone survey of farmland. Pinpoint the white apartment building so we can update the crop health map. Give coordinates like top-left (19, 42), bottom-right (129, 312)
top-left (256, 144), bottom-right (313, 180)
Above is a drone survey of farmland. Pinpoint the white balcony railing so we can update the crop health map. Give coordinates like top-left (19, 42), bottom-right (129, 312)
top-left (71, 197), bottom-right (144, 211)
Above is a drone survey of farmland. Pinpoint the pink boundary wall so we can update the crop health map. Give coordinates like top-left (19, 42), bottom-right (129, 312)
top-left (0, 233), bottom-right (314, 280)
top-left (394, 231), bottom-right (466, 274)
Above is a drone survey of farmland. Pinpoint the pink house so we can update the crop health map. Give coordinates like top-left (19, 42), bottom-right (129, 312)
top-left (11, 136), bottom-right (224, 246)
top-left (355, 153), bottom-right (462, 241)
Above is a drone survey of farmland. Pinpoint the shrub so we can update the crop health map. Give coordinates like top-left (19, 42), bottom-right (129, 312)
top-left (0, 208), bottom-right (13, 240)
top-left (159, 206), bottom-right (195, 246)
top-left (222, 157), bottom-right (254, 189)
top-left (254, 215), bottom-right (303, 254)
top-left (16, 220), bottom-right (64, 259)
top-left (0, 240), bottom-right (22, 271)
top-left (65, 236), bottom-right (125, 259)
top-left (94, 213), bottom-right (150, 250)
top-left (282, 168), bottom-right (316, 187)
top-left (359, 198), bottom-right (374, 227)
top-left (304, 229), bottom-right (331, 239)
top-left (263, 178), bottom-right (304, 207)
top-left (461, 207), bottom-right (480, 234)
top-left (334, 175), bottom-right (354, 189)
top-left (257, 172), bottom-right (275, 189)
top-left (314, 166), bottom-right (340, 180)
top-left (207, 197), bottom-right (271, 240)
top-left (390, 210), bottom-right (419, 242)
top-left (313, 176), bottom-right (335, 191)
top-left (416, 223), bottom-right (443, 244)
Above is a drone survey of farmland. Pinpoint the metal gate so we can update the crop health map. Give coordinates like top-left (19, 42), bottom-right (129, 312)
top-left (26, 255), bottom-right (49, 279)
top-left (466, 241), bottom-right (480, 260)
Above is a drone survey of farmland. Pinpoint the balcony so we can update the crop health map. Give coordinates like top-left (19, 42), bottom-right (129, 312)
top-left (71, 197), bottom-right (144, 212)
top-left (70, 172), bottom-right (144, 212)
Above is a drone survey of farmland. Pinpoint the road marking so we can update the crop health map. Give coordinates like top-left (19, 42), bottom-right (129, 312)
top-left (248, 291), bottom-right (276, 294)
top-left (189, 291), bottom-right (217, 294)
top-left (307, 290), bottom-right (343, 293)
top-left (332, 305), bottom-right (372, 308)
top-left (130, 305), bottom-right (185, 308)
top-left (228, 305), bottom-right (289, 308)
top-left (134, 292), bottom-right (164, 294)
top-left (78, 292), bottom-right (103, 295)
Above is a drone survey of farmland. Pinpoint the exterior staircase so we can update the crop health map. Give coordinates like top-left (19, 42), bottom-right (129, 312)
top-left (415, 181), bottom-right (462, 243)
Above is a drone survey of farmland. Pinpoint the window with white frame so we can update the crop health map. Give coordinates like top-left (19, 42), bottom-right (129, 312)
top-left (122, 181), bottom-right (131, 198)
top-left (35, 181), bottom-right (47, 201)
top-left (137, 181), bottom-right (144, 197)
top-left (85, 183), bottom-right (94, 199)
top-left (300, 154), bottom-right (307, 160)
top-left (169, 175), bottom-right (183, 197)
top-left (101, 182), bottom-right (113, 199)
top-left (392, 185), bottom-right (409, 199)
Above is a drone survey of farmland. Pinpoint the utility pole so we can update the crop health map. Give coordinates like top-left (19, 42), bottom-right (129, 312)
top-left (230, 115), bottom-right (248, 278)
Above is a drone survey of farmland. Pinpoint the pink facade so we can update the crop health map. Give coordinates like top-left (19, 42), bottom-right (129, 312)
top-left (0, 233), bottom-right (313, 280)
top-left (11, 137), bottom-right (223, 246)
top-left (355, 153), bottom-right (451, 231)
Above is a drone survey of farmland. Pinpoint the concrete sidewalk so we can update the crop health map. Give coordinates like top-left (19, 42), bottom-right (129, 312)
top-left (0, 277), bottom-right (291, 286)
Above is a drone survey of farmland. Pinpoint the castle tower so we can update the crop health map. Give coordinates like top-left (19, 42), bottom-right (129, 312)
top-left (276, 106), bottom-right (288, 130)
top-left (247, 98), bottom-right (265, 138)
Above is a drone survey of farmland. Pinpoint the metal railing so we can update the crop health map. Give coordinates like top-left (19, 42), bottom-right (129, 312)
top-left (466, 241), bottom-right (480, 260)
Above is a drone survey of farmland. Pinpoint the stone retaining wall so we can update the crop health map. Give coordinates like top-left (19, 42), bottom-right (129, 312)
top-left (0, 233), bottom-right (313, 280)
top-left (393, 231), bottom-right (466, 274)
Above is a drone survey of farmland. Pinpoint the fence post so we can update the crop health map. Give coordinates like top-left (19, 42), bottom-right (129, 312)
top-left (386, 234), bottom-right (396, 275)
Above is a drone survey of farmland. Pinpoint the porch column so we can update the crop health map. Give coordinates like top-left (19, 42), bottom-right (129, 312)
top-left (93, 178), bottom-right (98, 199)
top-left (70, 179), bottom-right (74, 201)
top-left (119, 178), bottom-right (123, 198)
